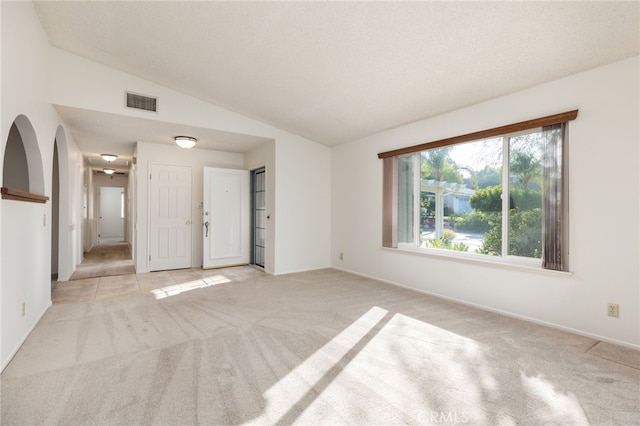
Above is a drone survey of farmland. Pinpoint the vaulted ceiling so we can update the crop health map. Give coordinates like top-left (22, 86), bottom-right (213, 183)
top-left (34, 1), bottom-right (639, 160)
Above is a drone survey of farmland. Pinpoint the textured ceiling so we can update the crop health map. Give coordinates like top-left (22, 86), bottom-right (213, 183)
top-left (36, 1), bottom-right (639, 147)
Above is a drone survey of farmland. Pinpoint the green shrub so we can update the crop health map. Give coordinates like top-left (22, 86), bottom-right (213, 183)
top-left (470, 185), bottom-right (502, 212)
top-left (452, 211), bottom-right (496, 233)
top-left (451, 242), bottom-right (469, 252)
top-left (510, 188), bottom-right (542, 211)
top-left (470, 185), bottom-right (542, 213)
top-left (508, 208), bottom-right (542, 258)
top-left (478, 208), bottom-right (542, 258)
top-left (425, 231), bottom-right (469, 252)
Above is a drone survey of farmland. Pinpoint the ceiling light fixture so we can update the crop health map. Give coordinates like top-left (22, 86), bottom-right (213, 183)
top-left (101, 154), bottom-right (118, 162)
top-left (103, 168), bottom-right (115, 175)
top-left (175, 136), bottom-right (197, 149)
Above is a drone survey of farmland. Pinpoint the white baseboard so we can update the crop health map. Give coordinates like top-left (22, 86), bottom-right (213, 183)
top-left (272, 265), bottom-right (331, 276)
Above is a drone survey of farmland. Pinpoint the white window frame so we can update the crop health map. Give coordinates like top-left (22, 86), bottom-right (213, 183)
top-left (397, 128), bottom-right (544, 269)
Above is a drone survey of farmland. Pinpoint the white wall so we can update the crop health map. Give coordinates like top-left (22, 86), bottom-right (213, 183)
top-left (66, 141), bottom-right (84, 277)
top-left (1, 2), bottom-right (84, 369)
top-left (273, 137), bottom-right (331, 274)
top-left (245, 137), bottom-right (332, 275)
top-left (2, 1), bottom-right (635, 374)
top-left (331, 57), bottom-right (640, 348)
top-left (49, 44), bottom-right (332, 275)
top-left (135, 142), bottom-right (244, 273)
top-left (135, 135), bottom-right (331, 276)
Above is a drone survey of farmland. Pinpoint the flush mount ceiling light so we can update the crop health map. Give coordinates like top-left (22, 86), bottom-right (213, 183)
top-left (101, 154), bottom-right (118, 162)
top-left (175, 136), bottom-right (197, 149)
top-left (103, 168), bottom-right (115, 175)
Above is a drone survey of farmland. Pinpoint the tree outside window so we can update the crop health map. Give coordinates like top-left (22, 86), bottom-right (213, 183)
top-left (400, 130), bottom-right (546, 260)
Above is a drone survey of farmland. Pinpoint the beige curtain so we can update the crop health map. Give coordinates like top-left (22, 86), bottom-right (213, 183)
top-left (542, 123), bottom-right (568, 271)
top-left (382, 156), bottom-right (398, 248)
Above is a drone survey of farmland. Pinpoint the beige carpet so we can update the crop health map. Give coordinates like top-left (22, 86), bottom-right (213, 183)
top-left (2, 267), bottom-right (639, 425)
top-left (69, 242), bottom-right (135, 280)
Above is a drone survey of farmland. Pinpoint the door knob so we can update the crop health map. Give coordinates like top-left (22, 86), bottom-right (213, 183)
top-left (204, 221), bottom-right (209, 237)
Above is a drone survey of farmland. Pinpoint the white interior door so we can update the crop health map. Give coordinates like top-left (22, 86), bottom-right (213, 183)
top-left (98, 186), bottom-right (125, 240)
top-left (203, 167), bottom-right (250, 269)
top-left (149, 164), bottom-right (192, 271)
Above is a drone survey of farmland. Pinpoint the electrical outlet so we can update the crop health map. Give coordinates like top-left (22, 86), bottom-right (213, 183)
top-left (21, 302), bottom-right (25, 317)
top-left (607, 303), bottom-right (619, 318)
top-left (339, 252), bottom-right (344, 260)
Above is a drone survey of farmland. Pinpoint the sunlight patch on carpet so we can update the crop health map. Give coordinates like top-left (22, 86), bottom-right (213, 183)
top-left (263, 306), bottom-right (389, 423)
top-left (521, 373), bottom-right (589, 424)
top-left (151, 274), bottom-right (231, 299)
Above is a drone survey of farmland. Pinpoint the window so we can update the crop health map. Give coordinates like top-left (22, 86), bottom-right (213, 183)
top-left (380, 111), bottom-right (577, 271)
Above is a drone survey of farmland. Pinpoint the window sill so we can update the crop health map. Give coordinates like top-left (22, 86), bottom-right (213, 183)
top-left (381, 245), bottom-right (573, 277)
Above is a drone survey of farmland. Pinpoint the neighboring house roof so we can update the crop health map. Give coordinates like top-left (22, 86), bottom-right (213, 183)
top-left (420, 180), bottom-right (475, 197)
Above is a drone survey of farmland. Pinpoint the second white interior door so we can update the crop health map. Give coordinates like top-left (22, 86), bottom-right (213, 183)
top-left (203, 167), bottom-right (249, 269)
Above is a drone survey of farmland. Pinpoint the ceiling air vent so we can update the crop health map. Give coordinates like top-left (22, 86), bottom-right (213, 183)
top-left (125, 91), bottom-right (157, 112)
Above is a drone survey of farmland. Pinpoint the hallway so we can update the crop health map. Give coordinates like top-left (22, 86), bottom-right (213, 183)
top-left (54, 241), bottom-right (135, 303)
top-left (68, 241), bottom-right (134, 281)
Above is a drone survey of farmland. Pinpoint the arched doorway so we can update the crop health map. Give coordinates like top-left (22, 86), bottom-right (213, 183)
top-left (1, 114), bottom-right (48, 369)
top-left (2, 115), bottom-right (44, 194)
top-left (3, 122), bottom-right (30, 191)
top-left (51, 126), bottom-right (74, 282)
